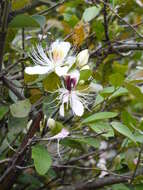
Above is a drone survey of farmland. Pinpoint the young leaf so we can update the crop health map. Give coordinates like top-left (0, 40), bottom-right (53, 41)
top-left (74, 138), bottom-right (100, 148)
top-left (82, 112), bottom-right (118, 124)
top-left (32, 145), bottom-right (52, 175)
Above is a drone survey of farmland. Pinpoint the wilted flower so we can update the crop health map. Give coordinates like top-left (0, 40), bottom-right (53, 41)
top-left (43, 128), bottom-right (69, 159)
top-left (58, 70), bottom-right (92, 117)
top-left (25, 41), bottom-right (75, 76)
top-left (47, 128), bottom-right (69, 140)
top-left (76, 49), bottom-right (89, 69)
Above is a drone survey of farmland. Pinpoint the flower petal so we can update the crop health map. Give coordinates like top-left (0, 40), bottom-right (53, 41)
top-left (66, 56), bottom-right (76, 66)
top-left (70, 93), bottom-right (84, 116)
top-left (49, 128), bottom-right (69, 140)
top-left (25, 65), bottom-right (52, 75)
top-left (51, 41), bottom-right (71, 62)
top-left (55, 66), bottom-right (69, 76)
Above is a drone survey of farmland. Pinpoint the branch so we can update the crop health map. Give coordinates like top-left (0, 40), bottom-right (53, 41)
top-left (103, 0), bottom-right (110, 42)
top-left (99, 0), bottom-right (143, 38)
top-left (10, 1), bottom-right (47, 17)
top-left (0, 0), bottom-right (10, 71)
top-left (72, 167), bottom-right (143, 190)
top-left (2, 76), bottom-right (25, 100)
top-left (38, 0), bottom-right (67, 16)
top-left (0, 111), bottom-right (43, 189)
top-left (130, 144), bottom-right (143, 184)
top-left (90, 42), bottom-right (143, 58)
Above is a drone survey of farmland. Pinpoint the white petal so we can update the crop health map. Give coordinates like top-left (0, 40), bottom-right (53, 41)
top-left (70, 93), bottom-right (84, 116)
top-left (55, 66), bottom-right (69, 76)
top-left (59, 103), bottom-right (65, 117)
top-left (25, 65), bottom-right (52, 75)
top-left (66, 56), bottom-right (76, 66)
top-left (51, 41), bottom-right (71, 62)
top-left (136, 66), bottom-right (143, 70)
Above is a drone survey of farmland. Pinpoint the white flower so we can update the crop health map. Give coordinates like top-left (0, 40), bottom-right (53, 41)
top-left (25, 41), bottom-right (75, 77)
top-left (58, 70), bottom-right (91, 117)
top-left (76, 49), bottom-right (89, 68)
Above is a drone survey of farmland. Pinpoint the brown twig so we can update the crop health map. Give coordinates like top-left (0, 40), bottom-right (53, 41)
top-left (0, 0), bottom-right (10, 71)
top-left (0, 111), bottom-right (43, 190)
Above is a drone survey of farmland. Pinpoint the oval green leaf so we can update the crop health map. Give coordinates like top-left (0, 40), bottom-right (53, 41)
top-left (9, 14), bottom-right (40, 28)
top-left (10, 99), bottom-right (31, 118)
top-left (82, 112), bottom-right (118, 124)
top-left (82, 6), bottom-right (101, 22)
top-left (32, 145), bottom-right (52, 175)
top-left (111, 121), bottom-right (136, 143)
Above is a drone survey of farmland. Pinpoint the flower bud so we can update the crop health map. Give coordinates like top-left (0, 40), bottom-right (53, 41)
top-left (47, 118), bottom-right (55, 128)
top-left (76, 49), bottom-right (89, 68)
top-left (89, 82), bottom-right (103, 92)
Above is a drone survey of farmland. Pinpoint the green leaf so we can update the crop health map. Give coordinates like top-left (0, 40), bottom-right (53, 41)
top-left (134, 184), bottom-right (143, 190)
top-left (94, 94), bottom-right (104, 106)
top-left (10, 99), bottom-right (31, 118)
top-left (0, 106), bottom-right (9, 120)
top-left (12, 0), bottom-right (31, 10)
top-left (82, 6), bottom-right (101, 22)
top-left (112, 183), bottom-right (130, 190)
top-left (109, 73), bottom-right (124, 87)
top-left (32, 145), bottom-right (52, 175)
top-left (80, 69), bottom-right (91, 81)
top-left (92, 20), bottom-right (104, 41)
top-left (43, 73), bottom-right (60, 91)
top-left (9, 14), bottom-right (40, 28)
top-left (32, 15), bottom-right (46, 28)
top-left (125, 82), bottom-right (143, 102)
top-left (24, 73), bottom-right (39, 84)
top-left (82, 112), bottom-right (118, 124)
top-left (111, 121), bottom-right (136, 143)
top-left (0, 116), bottom-right (28, 153)
top-left (109, 87), bottom-right (128, 99)
top-left (61, 138), bottom-right (83, 150)
top-left (100, 86), bottom-right (115, 97)
top-left (74, 138), bottom-right (100, 148)
top-left (90, 122), bottom-right (114, 138)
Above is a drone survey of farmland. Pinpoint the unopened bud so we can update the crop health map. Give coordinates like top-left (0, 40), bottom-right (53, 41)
top-left (47, 118), bottom-right (55, 128)
top-left (76, 49), bottom-right (89, 68)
